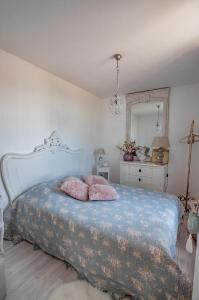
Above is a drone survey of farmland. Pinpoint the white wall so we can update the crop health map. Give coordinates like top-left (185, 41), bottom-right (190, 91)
top-left (100, 96), bottom-right (126, 183)
top-left (0, 49), bottom-right (102, 209)
top-left (168, 84), bottom-right (199, 197)
top-left (101, 83), bottom-right (199, 198)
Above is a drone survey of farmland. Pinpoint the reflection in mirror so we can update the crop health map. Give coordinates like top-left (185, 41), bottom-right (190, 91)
top-left (126, 88), bottom-right (170, 155)
top-left (131, 101), bottom-right (163, 152)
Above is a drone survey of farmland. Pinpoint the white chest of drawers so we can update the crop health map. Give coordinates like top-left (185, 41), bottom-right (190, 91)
top-left (120, 161), bottom-right (168, 192)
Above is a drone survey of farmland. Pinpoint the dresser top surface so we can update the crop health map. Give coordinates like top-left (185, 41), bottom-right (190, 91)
top-left (120, 161), bottom-right (168, 168)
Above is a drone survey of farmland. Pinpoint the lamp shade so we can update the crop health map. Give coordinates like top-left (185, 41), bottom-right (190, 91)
top-left (152, 136), bottom-right (170, 149)
top-left (94, 148), bottom-right (105, 156)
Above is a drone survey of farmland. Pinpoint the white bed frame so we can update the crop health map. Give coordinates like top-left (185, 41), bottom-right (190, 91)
top-left (1, 131), bottom-right (86, 206)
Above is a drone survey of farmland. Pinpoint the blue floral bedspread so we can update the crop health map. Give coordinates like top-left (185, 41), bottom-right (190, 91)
top-left (4, 179), bottom-right (191, 299)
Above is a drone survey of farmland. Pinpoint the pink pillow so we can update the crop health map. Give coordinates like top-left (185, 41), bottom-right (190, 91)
top-left (83, 175), bottom-right (109, 186)
top-left (60, 178), bottom-right (89, 201)
top-left (89, 184), bottom-right (119, 201)
top-left (64, 176), bottom-right (82, 182)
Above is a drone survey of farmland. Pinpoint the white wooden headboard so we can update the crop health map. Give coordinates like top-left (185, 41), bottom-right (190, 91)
top-left (1, 131), bottom-right (85, 205)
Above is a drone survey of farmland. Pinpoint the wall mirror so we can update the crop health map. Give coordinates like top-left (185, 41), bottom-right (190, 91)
top-left (126, 88), bottom-right (170, 152)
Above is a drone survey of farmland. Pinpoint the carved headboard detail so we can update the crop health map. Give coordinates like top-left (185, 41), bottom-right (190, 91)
top-left (33, 131), bottom-right (69, 152)
top-left (1, 131), bottom-right (85, 206)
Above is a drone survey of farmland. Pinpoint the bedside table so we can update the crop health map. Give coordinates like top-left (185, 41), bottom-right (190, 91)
top-left (97, 166), bottom-right (110, 181)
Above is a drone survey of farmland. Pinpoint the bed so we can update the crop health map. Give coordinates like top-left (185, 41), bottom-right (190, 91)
top-left (1, 132), bottom-right (191, 299)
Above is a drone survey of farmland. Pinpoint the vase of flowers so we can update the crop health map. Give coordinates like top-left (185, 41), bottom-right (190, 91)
top-left (123, 151), bottom-right (134, 161)
top-left (117, 140), bottom-right (137, 161)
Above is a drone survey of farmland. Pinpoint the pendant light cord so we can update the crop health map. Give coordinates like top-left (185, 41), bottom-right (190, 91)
top-left (156, 105), bottom-right (160, 127)
top-left (116, 58), bottom-right (119, 96)
top-left (110, 53), bottom-right (122, 115)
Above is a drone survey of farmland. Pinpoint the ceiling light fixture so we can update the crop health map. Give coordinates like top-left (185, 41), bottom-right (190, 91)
top-left (156, 104), bottom-right (162, 133)
top-left (110, 54), bottom-right (122, 115)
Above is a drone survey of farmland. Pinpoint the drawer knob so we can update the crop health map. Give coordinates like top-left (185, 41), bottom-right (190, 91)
top-left (139, 169), bottom-right (141, 172)
top-left (138, 178), bottom-right (141, 182)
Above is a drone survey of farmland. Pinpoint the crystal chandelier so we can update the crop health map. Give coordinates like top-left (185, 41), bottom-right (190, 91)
top-left (110, 54), bottom-right (122, 115)
top-left (155, 104), bottom-right (162, 133)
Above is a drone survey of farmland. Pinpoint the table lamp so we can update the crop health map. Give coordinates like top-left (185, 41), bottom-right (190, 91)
top-left (94, 148), bottom-right (106, 166)
top-left (152, 136), bottom-right (170, 164)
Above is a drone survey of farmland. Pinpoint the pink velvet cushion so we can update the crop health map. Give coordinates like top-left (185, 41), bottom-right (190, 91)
top-left (83, 175), bottom-right (109, 186)
top-left (89, 184), bottom-right (119, 201)
top-left (64, 176), bottom-right (82, 182)
top-left (60, 178), bottom-right (89, 201)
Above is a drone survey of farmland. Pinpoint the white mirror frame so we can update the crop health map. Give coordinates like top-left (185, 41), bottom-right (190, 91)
top-left (126, 88), bottom-right (170, 140)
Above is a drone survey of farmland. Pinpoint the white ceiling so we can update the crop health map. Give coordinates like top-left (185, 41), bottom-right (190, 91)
top-left (0, 0), bottom-right (199, 98)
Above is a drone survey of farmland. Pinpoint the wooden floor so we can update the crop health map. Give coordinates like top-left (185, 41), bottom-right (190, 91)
top-left (176, 217), bottom-right (196, 283)
top-left (4, 241), bottom-right (78, 300)
top-left (3, 220), bottom-right (196, 300)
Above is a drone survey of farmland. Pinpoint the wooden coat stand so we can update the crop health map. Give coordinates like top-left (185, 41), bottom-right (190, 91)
top-left (178, 120), bottom-right (199, 212)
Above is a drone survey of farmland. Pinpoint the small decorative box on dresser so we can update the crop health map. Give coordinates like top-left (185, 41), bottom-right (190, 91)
top-left (120, 161), bottom-right (168, 192)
